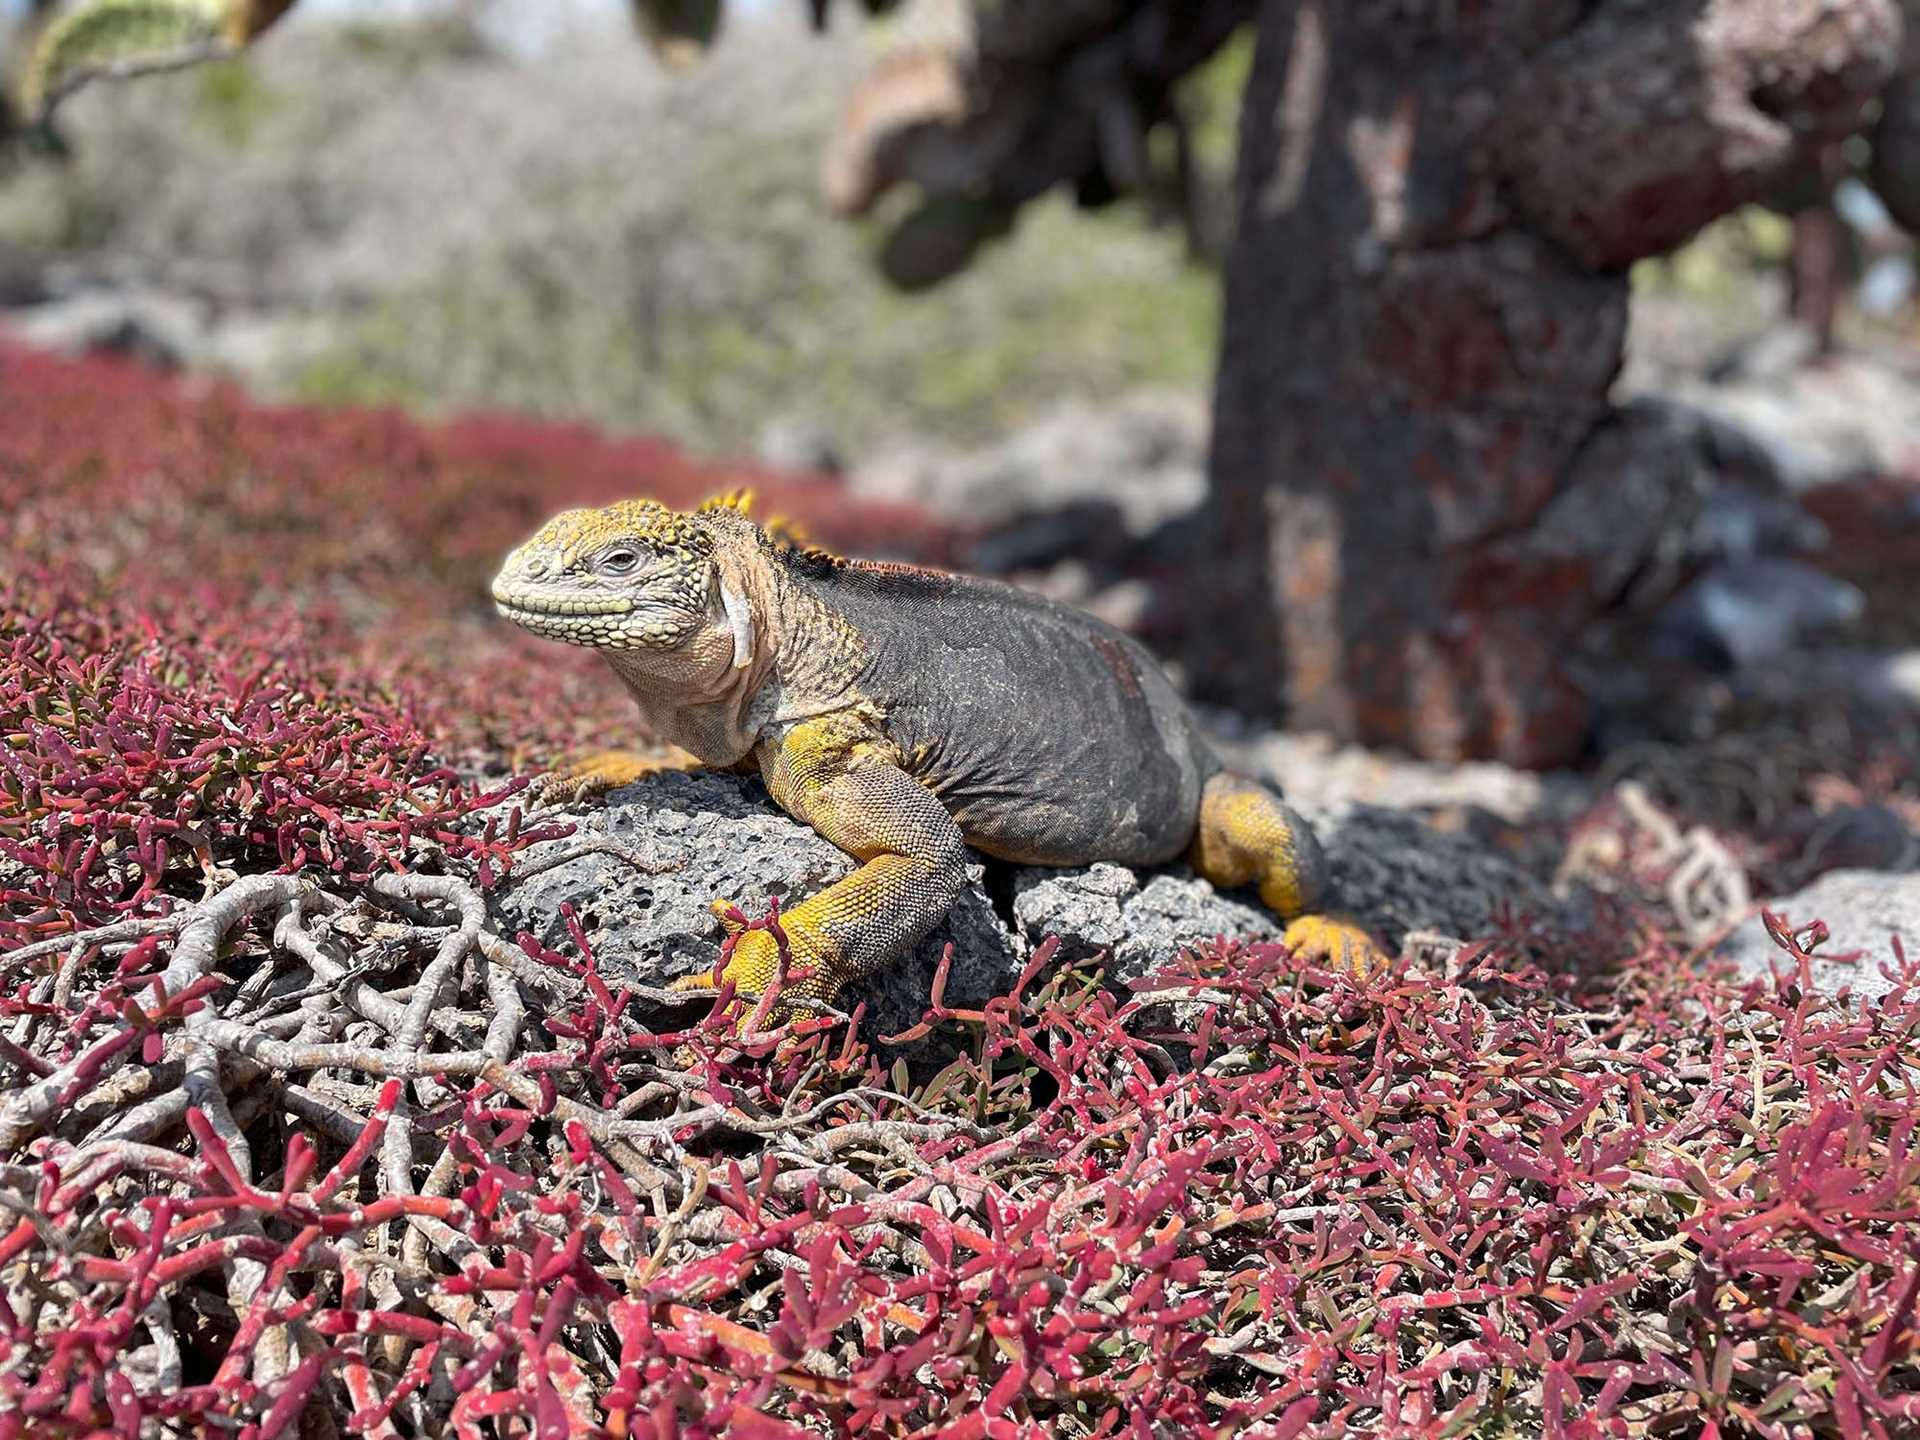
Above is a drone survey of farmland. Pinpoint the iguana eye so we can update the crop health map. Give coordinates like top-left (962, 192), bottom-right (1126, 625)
top-left (601, 549), bottom-right (640, 573)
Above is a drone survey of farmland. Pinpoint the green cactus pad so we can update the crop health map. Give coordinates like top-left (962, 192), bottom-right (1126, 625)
top-left (631, 0), bottom-right (725, 68)
top-left (26, 0), bottom-right (244, 119)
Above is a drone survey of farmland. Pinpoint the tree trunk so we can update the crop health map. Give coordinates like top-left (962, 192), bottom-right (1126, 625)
top-left (1789, 203), bottom-right (1845, 355)
top-left (1196, 0), bottom-right (1902, 766)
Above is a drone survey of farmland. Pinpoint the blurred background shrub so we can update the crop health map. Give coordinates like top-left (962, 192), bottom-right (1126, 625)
top-left (0, 2), bottom-right (1229, 453)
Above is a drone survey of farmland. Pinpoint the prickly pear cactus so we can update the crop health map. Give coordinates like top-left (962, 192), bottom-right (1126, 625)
top-left (20, 0), bottom-right (926, 124)
top-left (630, 0), bottom-right (725, 68)
top-left (25, 0), bottom-right (296, 118)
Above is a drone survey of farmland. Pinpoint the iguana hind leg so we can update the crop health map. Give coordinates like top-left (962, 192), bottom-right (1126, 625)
top-left (677, 715), bottom-right (966, 1011)
top-left (1188, 771), bottom-right (1388, 975)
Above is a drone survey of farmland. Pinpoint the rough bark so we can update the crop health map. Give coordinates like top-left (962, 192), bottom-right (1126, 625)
top-left (1872, 1), bottom-right (1920, 233)
top-left (1196, 0), bottom-right (1902, 766)
top-left (1789, 203), bottom-right (1845, 355)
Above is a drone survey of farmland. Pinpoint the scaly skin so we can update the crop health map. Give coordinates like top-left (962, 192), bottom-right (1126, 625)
top-left (491, 493), bottom-right (1384, 1012)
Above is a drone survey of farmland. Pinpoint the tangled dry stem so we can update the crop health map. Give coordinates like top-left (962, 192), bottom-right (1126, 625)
top-left (3, 856), bottom-right (1918, 1437)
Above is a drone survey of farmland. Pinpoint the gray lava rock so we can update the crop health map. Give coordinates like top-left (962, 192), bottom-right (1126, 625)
top-left (489, 770), bottom-right (1577, 1038)
top-left (0, 247), bottom-right (48, 308)
top-left (1011, 863), bottom-right (1278, 985)
top-left (1687, 482), bottom-right (1828, 565)
top-left (1722, 869), bottom-right (1920, 1009)
top-left (1796, 805), bottom-right (1920, 877)
top-left (1295, 800), bottom-right (1571, 942)
top-left (963, 500), bottom-right (1128, 575)
top-left (754, 414), bottom-right (843, 474)
top-left (1886, 652), bottom-right (1920, 708)
top-left (1657, 330), bottom-right (1920, 493)
top-left (1509, 399), bottom-right (1726, 629)
top-left (1651, 558), bottom-right (1865, 671)
top-left (487, 770), bottom-right (1021, 1039)
top-left (5, 288), bottom-right (202, 369)
top-left (1011, 800), bottom-right (1571, 986)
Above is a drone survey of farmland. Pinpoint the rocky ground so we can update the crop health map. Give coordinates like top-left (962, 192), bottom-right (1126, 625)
top-left (485, 764), bottom-right (1579, 1048)
top-left (482, 679), bottom-right (1920, 1052)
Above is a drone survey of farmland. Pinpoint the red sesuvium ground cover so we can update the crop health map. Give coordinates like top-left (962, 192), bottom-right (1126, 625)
top-left (1, 338), bottom-right (1917, 1436)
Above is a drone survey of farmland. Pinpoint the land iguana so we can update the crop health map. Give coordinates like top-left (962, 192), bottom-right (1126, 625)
top-left (490, 493), bottom-right (1384, 1009)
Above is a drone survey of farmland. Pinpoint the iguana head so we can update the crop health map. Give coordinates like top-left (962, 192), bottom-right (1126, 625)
top-left (491, 495), bottom-right (759, 682)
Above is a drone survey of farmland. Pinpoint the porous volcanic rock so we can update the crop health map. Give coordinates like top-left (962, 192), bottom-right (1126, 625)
top-left (1009, 864), bottom-right (1279, 984)
top-left (487, 770), bottom-right (1018, 1041)
top-left (1012, 799), bottom-right (1568, 986)
top-left (490, 770), bottom-right (1578, 1037)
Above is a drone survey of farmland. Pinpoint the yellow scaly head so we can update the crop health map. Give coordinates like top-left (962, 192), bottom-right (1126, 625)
top-left (491, 498), bottom-right (754, 666)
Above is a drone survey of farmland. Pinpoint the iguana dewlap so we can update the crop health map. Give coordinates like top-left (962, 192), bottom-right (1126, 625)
top-left (491, 494), bottom-right (1382, 1010)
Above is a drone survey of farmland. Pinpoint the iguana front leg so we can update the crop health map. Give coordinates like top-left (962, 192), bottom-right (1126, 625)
top-left (529, 744), bottom-right (706, 807)
top-left (681, 714), bottom-right (967, 1010)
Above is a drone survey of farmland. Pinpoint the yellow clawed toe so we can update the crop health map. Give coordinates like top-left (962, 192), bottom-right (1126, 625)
top-left (672, 920), bottom-right (833, 1009)
top-left (530, 747), bottom-right (704, 807)
top-left (1280, 914), bottom-right (1391, 977)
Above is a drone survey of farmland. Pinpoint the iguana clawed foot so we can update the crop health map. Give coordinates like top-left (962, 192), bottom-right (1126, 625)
top-left (529, 745), bottom-right (704, 808)
top-left (669, 899), bottom-right (843, 1024)
top-left (1280, 913), bottom-right (1391, 977)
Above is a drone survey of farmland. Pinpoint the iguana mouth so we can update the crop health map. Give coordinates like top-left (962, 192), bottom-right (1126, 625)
top-left (491, 591), bottom-right (634, 618)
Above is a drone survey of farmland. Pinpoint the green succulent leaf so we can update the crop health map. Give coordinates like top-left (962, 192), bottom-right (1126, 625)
top-left (25, 0), bottom-right (293, 119)
top-left (630, 0), bottom-right (725, 69)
